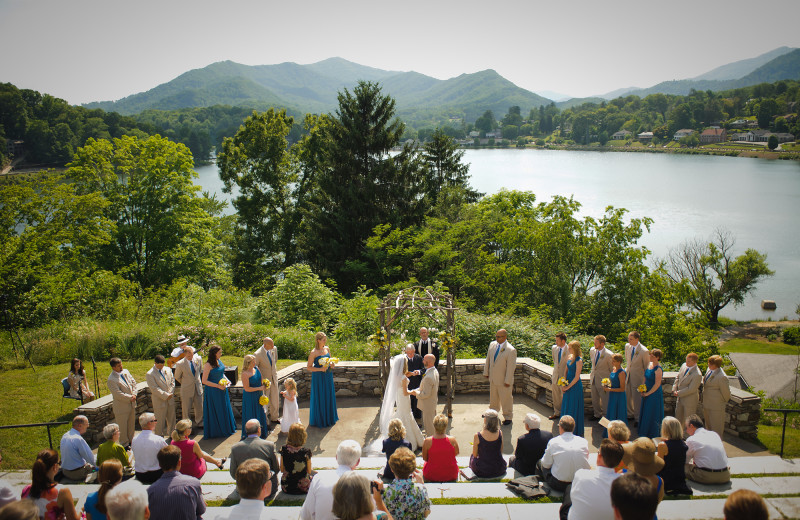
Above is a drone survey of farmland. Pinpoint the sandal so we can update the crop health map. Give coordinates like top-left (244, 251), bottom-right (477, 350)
top-left (217, 458), bottom-right (227, 469)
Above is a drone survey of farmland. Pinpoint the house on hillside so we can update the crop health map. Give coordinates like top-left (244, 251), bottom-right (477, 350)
top-left (673, 129), bottom-right (695, 141)
top-left (637, 131), bottom-right (653, 142)
top-left (469, 131), bottom-right (480, 138)
top-left (737, 130), bottom-right (795, 143)
top-left (699, 128), bottom-right (727, 144)
top-left (612, 130), bottom-right (632, 140)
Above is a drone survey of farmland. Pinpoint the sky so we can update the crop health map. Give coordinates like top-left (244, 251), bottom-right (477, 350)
top-left (2, 0), bottom-right (800, 105)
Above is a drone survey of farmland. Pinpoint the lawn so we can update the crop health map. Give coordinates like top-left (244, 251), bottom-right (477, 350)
top-left (720, 338), bottom-right (799, 356)
top-left (757, 423), bottom-right (800, 459)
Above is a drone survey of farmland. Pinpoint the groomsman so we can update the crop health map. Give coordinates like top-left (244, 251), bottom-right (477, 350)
top-left (146, 354), bottom-right (176, 436)
top-left (484, 329), bottom-right (517, 425)
top-left (702, 355), bottom-right (731, 438)
top-left (404, 344), bottom-right (424, 419)
top-left (415, 327), bottom-right (440, 369)
top-left (173, 338), bottom-right (203, 427)
top-left (107, 358), bottom-right (137, 446)
top-left (589, 335), bottom-right (614, 420)
top-left (254, 337), bottom-right (280, 423)
top-left (673, 352), bottom-right (702, 426)
top-left (415, 354), bottom-right (439, 435)
top-left (624, 331), bottom-right (649, 424)
top-left (550, 333), bottom-right (569, 420)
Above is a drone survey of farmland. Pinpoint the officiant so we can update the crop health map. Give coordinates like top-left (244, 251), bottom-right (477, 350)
top-left (414, 327), bottom-right (440, 369)
top-left (404, 344), bottom-right (424, 420)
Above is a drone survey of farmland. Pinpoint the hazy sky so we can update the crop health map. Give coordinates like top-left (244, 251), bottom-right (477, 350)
top-left (2, 0), bottom-right (800, 105)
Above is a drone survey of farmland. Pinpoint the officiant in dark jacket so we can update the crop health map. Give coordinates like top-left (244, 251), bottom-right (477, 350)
top-left (415, 327), bottom-right (440, 369)
top-left (404, 344), bottom-right (424, 419)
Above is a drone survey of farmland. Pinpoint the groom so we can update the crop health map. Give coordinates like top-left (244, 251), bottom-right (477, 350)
top-left (414, 354), bottom-right (439, 435)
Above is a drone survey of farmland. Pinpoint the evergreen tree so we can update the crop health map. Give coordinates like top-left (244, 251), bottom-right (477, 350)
top-left (422, 128), bottom-right (481, 213)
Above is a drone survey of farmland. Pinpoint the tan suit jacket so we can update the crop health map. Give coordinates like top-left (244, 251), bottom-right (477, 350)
top-left (484, 341), bottom-right (516, 420)
top-left (551, 344), bottom-right (569, 414)
top-left (589, 347), bottom-right (614, 417)
top-left (146, 365), bottom-right (176, 436)
top-left (254, 346), bottom-right (280, 420)
top-left (674, 363), bottom-right (702, 425)
top-left (702, 368), bottom-right (731, 437)
top-left (417, 367), bottom-right (439, 435)
top-left (624, 342), bottom-right (649, 418)
top-left (174, 354), bottom-right (203, 425)
top-left (107, 369), bottom-right (137, 445)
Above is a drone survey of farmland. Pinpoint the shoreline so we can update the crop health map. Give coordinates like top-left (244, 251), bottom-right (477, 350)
top-left (459, 143), bottom-right (800, 160)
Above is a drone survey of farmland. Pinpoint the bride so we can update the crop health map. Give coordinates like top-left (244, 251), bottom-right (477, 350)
top-left (378, 352), bottom-right (425, 450)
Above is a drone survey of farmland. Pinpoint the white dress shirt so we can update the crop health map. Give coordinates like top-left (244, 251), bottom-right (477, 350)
top-left (299, 464), bottom-right (352, 520)
top-left (686, 427), bottom-right (728, 470)
top-left (215, 498), bottom-right (267, 520)
top-left (132, 429), bottom-right (168, 472)
top-left (541, 432), bottom-right (591, 482)
top-left (567, 466), bottom-right (621, 520)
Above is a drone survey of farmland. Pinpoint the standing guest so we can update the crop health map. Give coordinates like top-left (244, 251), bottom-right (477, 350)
top-left (201, 345), bottom-right (236, 438)
top-left (280, 378), bottom-right (301, 433)
top-left (59, 415), bottom-right (96, 481)
top-left (67, 359), bottom-right (95, 403)
top-left (0, 450), bottom-right (16, 508)
top-left (607, 420), bottom-right (631, 472)
top-left (381, 419), bottom-right (411, 481)
top-left (0, 499), bottom-right (37, 520)
top-left (673, 353), bottom-right (702, 427)
top-left (280, 423), bottom-right (313, 494)
top-left (96, 424), bottom-right (132, 474)
top-left (171, 419), bottom-right (224, 480)
top-left (106, 358), bottom-right (137, 447)
top-left (622, 437), bottom-right (665, 508)
top-left (656, 417), bottom-right (692, 495)
top-left (145, 355), bottom-right (176, 437)
top-left (84, 460), bottom-right (123, 520)
top-left (589, 335), bottom-right (613, 420)
top-left (21, 449), bottom-right (79, 520)
top-left (421, 414), bottom-right (459, 483)
top-left (536, 415), bottom-right (590, 493)
top-left (105, 481), bottom-right (150, 520)
top-left (240, 354), bottom-right (268, 439)
top-left (684, 415), bottom-right (730, 485)
top-left (404, 344), bottom-right (424, 420)
top-left (509, 413), bottom-right (552, 476)
top-left (383, 448), bottom-right (431, 520)
top-left (253, 337), bottom-right (280, 424)
top-left (219, 459), bottom-right (273, 520)
top-left (307, 332), bottom-right (339, 428)
top-left (414, 327), bottom-right (439, 369)
top-left (723, 489), bottom-right (769, 520)
top-left (559, 439), bottom-right (624, 520)
top-left (550, 333), bottom-right (569, 420)
top-left (146, 446), bottom-right (205, 520)
top-left (624, 331), bottom-right (649, 424)
top-left (173, 339), bottom-right (203, 428)
top-left (332, 473), bottom-right (393, 520)
top-left (414, 354), bottom-right (439, 435)
top-left (229, 419), bottom-right (278, 497)
top-left (469, 409), bottom-right (507, 478)
top-left (132, 413), bottom-right (167, 484)
top-left (610, 473), bottom-right (659, 520)
top-left (603, 354), bottom-right (628, 437)
top-left (702, 355), bottom-right (731, 438)
top-left (560, 341), bottom-right (585, 437)
top-left (483, 329), bottom-right (516, 425)
top-left (638, 349), bottom-right (664, 439)
top-left (300, 440), bottom-right (362, 520)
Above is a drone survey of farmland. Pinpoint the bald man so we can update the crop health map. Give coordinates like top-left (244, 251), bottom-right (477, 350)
top-left (254, 337), bottom-right (280, 423)
top-left (484, 329), bottom-right (517, 425)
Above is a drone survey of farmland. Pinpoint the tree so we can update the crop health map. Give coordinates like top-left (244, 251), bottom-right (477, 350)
top-left (768, 134), bottom-right (779, 150)
top-left (254, 264), bottom-right (339, 330)
top-left (667, 229), bottom-right (774, 325)
top-left (474, 110), bottom-right (496, 135)
top-left (757, 98), bottom-right (778, 128)
top-left (421, 128), bottom-right (481, 211)
top-left (502, 106), bottom-right (523, 127)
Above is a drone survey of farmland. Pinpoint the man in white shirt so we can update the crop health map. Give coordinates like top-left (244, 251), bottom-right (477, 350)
top-left (219, 458), bottom-right (272, 520)
top-left (145, 355), bottom-right (176, 436)
top-left (132, 412), bottom-right (168, 484)
top-left (684, 414), bottom-right (730, 484)
top-left (624, 331), bottom-right (649, 423)
top-left (550, 332), bottom-right (569, 420)
top-left (299, 440), bottom-right (361, 520)
top-left (560, 439), bottom-right (624, 520)
top-left (536, 415), bottom-right (591, 492)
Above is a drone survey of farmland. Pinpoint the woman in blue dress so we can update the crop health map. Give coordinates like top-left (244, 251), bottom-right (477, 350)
top-left (307, 331), bottom-right (338, 428)
top-left (201, 345), bottom-right (237, 438)
top-left (638, 348), bottom-right (664, 439)
top-left (560, 340), bottom-right (585, 437)
top-left (603, 353), bottom-right (628, 437)
top-left (240, 354), bottom-right (268, 439)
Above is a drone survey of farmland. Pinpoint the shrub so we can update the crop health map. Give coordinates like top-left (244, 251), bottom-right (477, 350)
top-left (255, 264), bottom-right (339, 330)
top-left (783, 326), bottom-right (800, 346)
top-left (333, 287), bottom-right (380, 342)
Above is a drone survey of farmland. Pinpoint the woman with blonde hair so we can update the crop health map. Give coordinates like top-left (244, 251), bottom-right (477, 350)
top-left (381, 418), bottom-right (412, 480)
top-left (307, 331), bottom-right (338, 427)
top-left (170, 419), bottom-right (225, 479)
top-left (603, 353), bottom-right (628, 437)
top-left (332, 472), bottom-right (392, 520)
top-left (638, 349), bottom-right (664, 439)
top-left (560, 341), bottom-right (585, 437)
top-left (240, 354), bottom-right (268, 439)
top-left (422, 414), bottom-right (459, 482)
top-left (656, 416), bottom-right (692, 495)
top-left (83, 460), bottom-right (123, 520)
top-left (21, 449), bottom-right (79, 520)
top-left (280, 423), bottom-right (313, 494)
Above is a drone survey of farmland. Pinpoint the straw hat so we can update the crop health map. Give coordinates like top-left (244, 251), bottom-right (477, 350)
top-left (622, 437), bottom-right (665, 476)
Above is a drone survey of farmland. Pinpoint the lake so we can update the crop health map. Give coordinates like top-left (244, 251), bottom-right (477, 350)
top-left (196, 149), bottom-right (800, 321)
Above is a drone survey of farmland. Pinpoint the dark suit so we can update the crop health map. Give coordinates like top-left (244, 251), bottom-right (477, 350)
top-left (405, 353), bottom-right (424, 419)
top-left (229, 435), bottom-right (279, 497)
top-left (414, 339), bottom-right (440, 368)
top-left (510, 429), bottom-right (553, 476)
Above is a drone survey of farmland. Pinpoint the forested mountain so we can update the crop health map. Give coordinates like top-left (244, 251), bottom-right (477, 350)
top-left (692, 46), bottom-right (795, 81)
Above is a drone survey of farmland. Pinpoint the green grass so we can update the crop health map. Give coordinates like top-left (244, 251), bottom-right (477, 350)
top-left (720, 338), bottom-right (799, 355)
top-left (757, 424), bottom-right (800, 458)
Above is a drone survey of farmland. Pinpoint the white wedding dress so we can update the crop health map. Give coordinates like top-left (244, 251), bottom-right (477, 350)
top-left (377, 354), bottom-right (425, 451)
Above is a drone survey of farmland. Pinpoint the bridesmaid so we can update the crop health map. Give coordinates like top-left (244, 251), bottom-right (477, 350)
top-left (560, 340), bottom-right (585, 437)
top-left (603, 353), bottom-right (628, 437)
top-left (240, 354), bottom-right (268, 439)
top-left (638, 348), bottom-right (665, 439)
top-left (307, 332), bottom-right (338, 428)
top-left (201, 345), bottom-right (236, 438)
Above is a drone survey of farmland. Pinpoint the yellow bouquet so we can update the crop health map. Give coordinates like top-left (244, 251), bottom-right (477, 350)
top-left (557, 377), bottom-right (568, 387)
top-left (219, 378), bottom-right (229, 387)
top-left (319, 357), bottom-right (330, 367)
top-left (601, 377), bottom-right (611, 387)
top-left (259, 395), bottom-right (269, 406)
top-left (329, 357), bottom-right (340, 365)
top-left (262, 379), bottom-right (271, 390)
top-left (637, 384), bottom-right (647, 393)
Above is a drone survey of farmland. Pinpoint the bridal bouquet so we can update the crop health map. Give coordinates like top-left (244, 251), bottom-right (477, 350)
top-left (262, 379), bottom-right (271, 390)
top-left (219, 378), bottom-right (230, 388)
top-left (557, 377), bottom-right (568, 387)
top-left (601, 378), bottom-right (611, 387)
top-left (637, 384), bottom-right (647, 393)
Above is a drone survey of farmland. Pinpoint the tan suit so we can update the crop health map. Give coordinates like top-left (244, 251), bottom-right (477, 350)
top-left (484, 341), bottom-right (517, 420)
top-left (589, 347), bottom-right (613, 418)
top-left (674, 363), bottom-right (702, 426)
top-left (146, 365), bottom-right (176, 436)
top-left (624, 342), bottom-right (649, 419)
top-left (107, 369), bottom-right (137, 445)
top-left (417, 367), bottom-right (439, 435)
top-left (551, 345), bottom-right (569, 415)
top-left (254, 346), bottom-right (280, 421)
top-left (174, 354), bottom-right (203, 426)
top-left (702, 368), bottom-right (731, 437)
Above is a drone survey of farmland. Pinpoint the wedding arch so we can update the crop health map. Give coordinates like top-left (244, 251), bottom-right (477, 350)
top-left (376, 286), bottom-right (457, 416)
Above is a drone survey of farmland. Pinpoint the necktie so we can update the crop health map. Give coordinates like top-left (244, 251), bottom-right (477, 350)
top-left (682, 367), bottom-right (688, 379)
top-left (121, 373), bottom-right (128, 385)
top-left (190, 362), bottom-right (195, 376)
top-left (558, 348), bottom-right (562, 364)
top-left (632, 346), bottom-right (637, 359)
top-left (267, 350), bottom-right (273, 366)
top-left (595, 351), bottom-right (600, 365)
top-left (704, 370), bottom-right (712, 382)
top-left (159, 369), bottom-right (166, 381)
top-left (494, 344), bottom-right (501, 362)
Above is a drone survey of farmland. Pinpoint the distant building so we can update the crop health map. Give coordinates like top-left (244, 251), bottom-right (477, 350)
top-left (612, 130), bottom-right (632, 140)
top-left (736, 130), bottom-right (795, 143)
top-left (5, 140), bottom-right (23, 158)
top-left (469, 131), bottom-right (480, 138)
top-left (637, 131), bottom-right (654, 141)
top-left (673, 129), bottom-right (695, 141)
top-left (699, 128), bottom-right (727, 143)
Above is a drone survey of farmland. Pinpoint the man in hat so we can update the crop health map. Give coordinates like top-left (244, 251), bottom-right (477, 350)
top-left (146, 354), bottom-right (176, 436)
top-left (621, 437), bottom-right (665, 486)
top-left (253, 337), bottom-right (280, 424)
top-left (173, 336), bottom-right (203, 427)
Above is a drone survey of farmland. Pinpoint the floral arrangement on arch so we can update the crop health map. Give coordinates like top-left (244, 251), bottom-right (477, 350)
top-left (368, 328), bottom-right (389, 351)
top-left (435, 329), bottom-right (456, 353)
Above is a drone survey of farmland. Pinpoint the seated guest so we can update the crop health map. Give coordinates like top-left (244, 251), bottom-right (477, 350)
top-left (656, 416), bottom-right (691, 495)
top-left (67, 358), bottom-right (95, 403)
top-left (84, 460), bottom-right (123, 520)
top-left (422, 414), bottom-right (459, 483)
top-left (536, 415), bottom-right (590, 492)
top-left (332, 472), bottom-right (392, 520)
top-left (105, 481), bottom-right (149, 520)
top-left (0, 499), bottom-right (38, 520)
top-left (469, 409), bottom-right (507, 478)
top-left (96, 424), bottom-right (132, 473)
top-left (622, 438), bottom-right (665, 506)
top-left (509, 413), bottom-right (552, 476)
top-left (59, 415), bottom-right (96, 481)
top-left (300, 440), bottom-right (362, 520)
top-left (171, 419), bottom-right (224, 480)
top-left (383, 448), bottom-right (431, 520)
top-left (559, 439), bottom-right (624, 520)
top-left (219, 459), bottom-right (272, 520)
top-left (0, 449), bottom-right (16, 508)
top-left (381, 419), bottom-right (412, 481)
top-left (684, 414), bottom-right (730, 485)
top-left (610, 473), bottom-right (659, 520)
top-left (132, 413), bottom-right (167, 484)
top-left (228, 419), bottom-right (276, 496)
top-left (607, 420), bottom-right (631, 472)
top-left (723, 489), bottom-right (768, 520)
top-left (280, 423), bottom-right (313, 494)
top-left (21, 449), bottom-right (79, 520)
top-left (146, 446), bottom-right (205, 520)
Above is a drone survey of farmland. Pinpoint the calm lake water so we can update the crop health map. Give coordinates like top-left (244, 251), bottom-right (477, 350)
top-left (195, 149), bottom-right (800, 321)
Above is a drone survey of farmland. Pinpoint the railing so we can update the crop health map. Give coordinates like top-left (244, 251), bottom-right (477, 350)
top-left (763, 408), bottom-right (800, 458)
top-left (0, 421), bottom-right (69, 450)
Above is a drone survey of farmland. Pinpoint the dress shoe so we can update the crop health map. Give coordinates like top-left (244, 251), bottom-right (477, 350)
top-left (548, 414), bottom-right (560, 420)
top-left (502, 419), bottom-right (512, 426)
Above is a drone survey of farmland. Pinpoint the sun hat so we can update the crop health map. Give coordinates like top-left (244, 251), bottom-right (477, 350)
top-left (622, 437), bottom-right (665, 476)
top-left (175, 335), bottom-right (190, 346)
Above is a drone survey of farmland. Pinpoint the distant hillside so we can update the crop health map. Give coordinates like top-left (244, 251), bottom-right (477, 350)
top-left (692, 46), bottom-right (795, 81)
top-left (556, 97), bottom-right (606, 110)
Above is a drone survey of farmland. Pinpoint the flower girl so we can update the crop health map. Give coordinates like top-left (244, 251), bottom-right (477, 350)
top-left (280, 378), bottom-right (301, 433)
